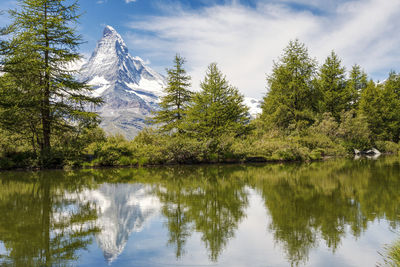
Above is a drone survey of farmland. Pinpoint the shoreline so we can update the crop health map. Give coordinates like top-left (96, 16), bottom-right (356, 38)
top-left (1, 153), bottom-right (389, 173)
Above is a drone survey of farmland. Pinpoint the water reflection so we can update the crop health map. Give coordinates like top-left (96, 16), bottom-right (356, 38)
top-left (0, 157), bottom-right (399, 266)
top-left (70, 184), bottom-right (160, 263)
top-left (0, 172), bottom-right (100, 266)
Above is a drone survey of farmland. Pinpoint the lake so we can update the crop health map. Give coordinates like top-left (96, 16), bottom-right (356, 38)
top-left (0, 156), bottom-right (399, 266)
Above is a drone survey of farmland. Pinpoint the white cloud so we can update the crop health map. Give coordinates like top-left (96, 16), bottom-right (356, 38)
top-left (125, 0), bottom-right (137, 3)
top-left (126, 0), bottom-right (400, 98)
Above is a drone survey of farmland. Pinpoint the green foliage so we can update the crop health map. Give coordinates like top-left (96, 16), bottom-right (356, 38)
top-left (346, 64), bottom-right (368, 110)
top-left (262, 39), bottom-right (318, 131)
top-left (358, 77), bottom-right (400, 143)
top-left (379, 233), bottom-right (400, 267)
top-left (0, 0), bottom-right (102, 167)
top-left (375, 141), bottom-right (400, 154)
top-left (151, 54), bottom-right (192, 133)
top-left (380, 72), bottom-right (400, 142)
top-left (185, 63), bottom-right (249, 139)
top-left (317, 51), bottom-right (348, 121)
top-left (337, 110), bottom-right (371, 151)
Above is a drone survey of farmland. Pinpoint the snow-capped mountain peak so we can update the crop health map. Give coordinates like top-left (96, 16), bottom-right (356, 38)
top-left (80, 26), bottom-right (167, 139)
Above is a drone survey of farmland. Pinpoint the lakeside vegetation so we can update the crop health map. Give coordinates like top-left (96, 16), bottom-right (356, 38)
top-left (1, 1), bottom-right (400, 170)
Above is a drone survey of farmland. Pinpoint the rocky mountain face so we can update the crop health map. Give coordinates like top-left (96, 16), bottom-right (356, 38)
top-left (80, 26), bottom-right (166, 139)
top-left (80, 26), bottom-right (262, 138)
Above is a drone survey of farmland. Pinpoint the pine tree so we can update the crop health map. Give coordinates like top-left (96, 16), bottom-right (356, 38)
top-left (318, 51), bottom-right (347, 121)
top-left (151, 54), bottom-right (192, 133)
top-left (186, 63), bottom-right (249, 138)
top-left (261, 40), bottom-right (318, 131)
top-left (0, 0), bottom-right (102, 162)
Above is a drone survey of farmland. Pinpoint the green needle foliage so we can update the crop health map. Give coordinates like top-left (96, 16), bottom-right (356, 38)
top-left (0, 0), bottom-right (102, 165)
top-left (151, 54), bottom-right (192, 133)
top-left (346, 64), bottom-right (368, 110)
top-left (318, 51), bottom-right (348, 121)
top-left (262, 39), bottom-right (318, 132)
top-left (185, 63), bottom-right (249, 139)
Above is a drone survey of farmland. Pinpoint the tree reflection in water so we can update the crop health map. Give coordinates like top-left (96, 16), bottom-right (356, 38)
top-left (0, 171), bottom-right (100, 267)
top-left (0, 157), bottom-right (399, 266)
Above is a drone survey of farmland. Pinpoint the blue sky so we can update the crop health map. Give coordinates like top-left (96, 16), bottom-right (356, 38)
top-left (1, 0), bottom-right (400, 98)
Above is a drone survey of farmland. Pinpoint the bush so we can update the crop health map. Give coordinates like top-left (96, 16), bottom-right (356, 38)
top-left (0, 157), bottom-right (15, 170)
top-left (338, 111), bottom-right (371, 151)
top-left (375, 141), bottom-right (400, 154)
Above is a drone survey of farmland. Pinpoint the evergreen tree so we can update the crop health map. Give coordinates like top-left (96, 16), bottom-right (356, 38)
top-left (359, 74), bottom-right (400, 142)
top-left (380, 72), bottom-right (400, 142)
top-left (358, 80), bottom-right (385, 140)
top-left (261, 40), bottom-right (318, 131)
top-left (151, 54), bottom-right (192, 133)
top-left (0, 0), bottom-right (101, 163)
top-left (186, 63), bottom-right (249, 138)
top-left (346, 64), bottom-right (368, 111)
top-left (318, 51), bottom-right (347, 121)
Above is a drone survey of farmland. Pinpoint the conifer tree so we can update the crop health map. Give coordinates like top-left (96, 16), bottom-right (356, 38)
top-left (186, 63), bottom-right (249, 138)
top-left (380, 72), bottom-right (400, 142)
top-left (359, 73), bottom-right (400, 142)
top-left (0, 0), bottom-right (101, 162)
top-left (261, 40), bottom-right (318, 130)
top-left (359, 80), bottom-right (384, 140)
top-left (318, 51), bottom-right (347, 121)
top-left (151, 54), bottom-right (192, 133)
top-left (346, 64), bottom-right (368, 110)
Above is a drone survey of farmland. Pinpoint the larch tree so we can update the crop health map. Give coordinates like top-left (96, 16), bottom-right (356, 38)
top-left (186, 63), bottom-right (249, 139)
top-left (346, 64), bottom-right (368, 111)
top-left (318, 51), bottom-right (347, 121)
top-left (261, 40), bottom-right (318, 131)
top-left (0, 0), bottom-right (102, 163)
top-left (151, 54), bottom-right (192, 133)
top-left (358, 80), bottom-right (384, 141)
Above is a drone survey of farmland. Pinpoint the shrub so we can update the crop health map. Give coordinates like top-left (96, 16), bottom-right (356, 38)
top-left (375, 141), bottom-right (400, 154)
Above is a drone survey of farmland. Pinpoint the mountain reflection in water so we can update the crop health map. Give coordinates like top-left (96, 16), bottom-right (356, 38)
top-left (0, 156), bottom-right (399, 266)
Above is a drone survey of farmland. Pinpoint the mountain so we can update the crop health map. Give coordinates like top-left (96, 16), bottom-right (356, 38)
top-left (80, 26), bottom-right (166, 139)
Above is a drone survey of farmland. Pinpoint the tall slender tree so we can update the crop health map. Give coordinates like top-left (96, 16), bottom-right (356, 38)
top-left (358, 80), bottom-right (384, 140)
top-left (346, 64), bottom-right (368, 111)
top-left (318, 51), bottom-right (347, 121)
top-left (0, 0), bottom-right (101, 162)
top-left (186, 63), bottom-right (249, 138)
top-left (151, 54), bottom-right (192, 133)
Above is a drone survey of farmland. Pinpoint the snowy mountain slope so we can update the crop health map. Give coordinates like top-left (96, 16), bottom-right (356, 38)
top-left (243, 97), bottom-right (262, 118)
top-left (80, 26), bottom-right (166, 139)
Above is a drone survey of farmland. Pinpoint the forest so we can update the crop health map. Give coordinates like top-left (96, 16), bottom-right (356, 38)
top-left (1, 0), bottom-right (400, 170)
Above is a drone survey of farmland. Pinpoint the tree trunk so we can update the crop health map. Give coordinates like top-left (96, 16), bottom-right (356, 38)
top-left (42, 2), bottom-right (51, 154)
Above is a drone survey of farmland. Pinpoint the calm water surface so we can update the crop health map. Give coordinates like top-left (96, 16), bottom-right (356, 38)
top-left (1, 157), bottom-right (400, 266)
